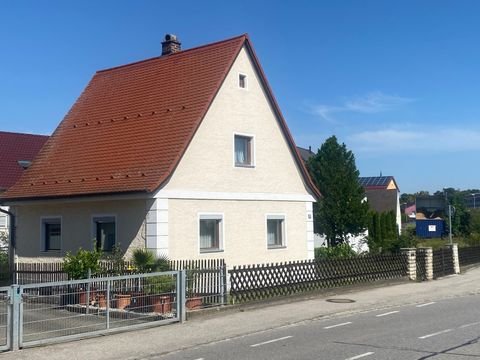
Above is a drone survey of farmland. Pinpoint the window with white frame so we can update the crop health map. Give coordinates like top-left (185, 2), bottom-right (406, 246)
top-left (239, 73), bottom-right (247, 89)
top-left (199, 214), bottom-right (223, 253)
top-left (267, 215), bottom-right (286, 248)
top-left (0, 214), bottom-right (7, 229)
top-left (42, 218), bottom-right (61, 251)
top-left (93, 216), bottom-right (116, 252)
top-left (234, 134), bottom-right (254, 167)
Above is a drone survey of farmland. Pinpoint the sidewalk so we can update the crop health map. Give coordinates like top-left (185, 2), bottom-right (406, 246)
top-left (5, 267), bottom-right (480, 360)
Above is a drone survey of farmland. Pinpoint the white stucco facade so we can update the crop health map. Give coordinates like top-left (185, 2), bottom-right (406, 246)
top-left (10, 44), bottom-right (316, 266)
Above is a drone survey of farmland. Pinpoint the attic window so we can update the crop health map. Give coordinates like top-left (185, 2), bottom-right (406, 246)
top-left (239, 73), bottom-right (247, 89)
top-left (234, 134), bottom-right (254, 167)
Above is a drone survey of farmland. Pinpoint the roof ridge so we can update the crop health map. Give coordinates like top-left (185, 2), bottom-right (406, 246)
top-left (96, 33), bottom-right (248, 74)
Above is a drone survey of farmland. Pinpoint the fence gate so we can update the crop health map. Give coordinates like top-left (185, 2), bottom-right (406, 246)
top-left (0, 287), bottom-right (11, 351)
top-left (16, 271), bottom-right (184, 349)
top-left (433, 247), bottom-right (454, 279)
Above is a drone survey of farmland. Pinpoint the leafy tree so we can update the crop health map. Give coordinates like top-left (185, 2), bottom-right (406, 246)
top-left (307, 136), bottom-right (369, 246)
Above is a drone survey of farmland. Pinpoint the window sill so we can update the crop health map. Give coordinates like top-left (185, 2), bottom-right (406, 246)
top-left (200, 249), bottom-right (224, 254)
top-left (41, 250), bottom-right (61, 253)
top-left (267, 245), bottom-right (287, 250)
top-left (235, 164), bottom-right (255, 168)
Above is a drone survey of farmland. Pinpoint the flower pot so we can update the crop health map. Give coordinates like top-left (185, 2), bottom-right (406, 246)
top-left (97, 292), bottom-right (107, 308)
top-left (149, 294), bottom-right (172, 313)
top-left (79, 288), bottom-right (97, 306)
top-left (115, 294), bottom-right (131, 310)
top-left (186, 296), bottom-right (202, 310)
top-left (130, 292), bottom-right (148, 312)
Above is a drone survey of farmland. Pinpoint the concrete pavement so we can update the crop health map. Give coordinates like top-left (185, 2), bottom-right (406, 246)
top-left (4, 266), bottom-right (480, 360)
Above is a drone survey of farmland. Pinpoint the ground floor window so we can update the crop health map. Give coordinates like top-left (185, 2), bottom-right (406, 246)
top-left (267, 215), bottom-right (286, 248)
top-left (199, 214), bottom-right (223, 253)
top-left (0, 214), bottom-right (7, 229)
top-left (42, 217), bottom-right (61, 251)
top-left (93, 216), bottom-right (116, 252)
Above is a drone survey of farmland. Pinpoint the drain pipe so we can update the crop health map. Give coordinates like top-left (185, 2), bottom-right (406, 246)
top-left (0, 208), bottom-right (16, 285)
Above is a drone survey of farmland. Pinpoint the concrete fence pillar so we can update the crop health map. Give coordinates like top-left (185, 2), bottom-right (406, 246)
top-left (424, 247), bottom-right (433, 281)
top-left (401, 248), bottom-right (416, 281)
top-left (450, 243), bottom-right (460, 274)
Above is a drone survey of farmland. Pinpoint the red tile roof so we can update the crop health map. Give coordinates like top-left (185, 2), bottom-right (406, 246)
top-left (2, 34), bottom-right (320, 201)
top-left (0, 131), bottom-right (48, 191)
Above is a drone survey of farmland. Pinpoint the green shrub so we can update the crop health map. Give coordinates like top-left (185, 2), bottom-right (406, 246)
top-left (315, 243), bottom-right (357, 260)
top-left (63, 248), bottom-right (102, 280)
top-left (132, 248), bottom-right (156, 273)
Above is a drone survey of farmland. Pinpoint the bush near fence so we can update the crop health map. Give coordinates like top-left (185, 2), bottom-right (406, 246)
top-left (229, 254), bottom-right (408, 303)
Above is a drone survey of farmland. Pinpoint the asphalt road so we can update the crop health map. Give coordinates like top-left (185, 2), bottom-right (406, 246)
top-left (156, 295), bottom-right (480, 360)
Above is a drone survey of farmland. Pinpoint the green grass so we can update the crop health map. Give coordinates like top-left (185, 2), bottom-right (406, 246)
top-left (416, 235), bottom-right (480, 250)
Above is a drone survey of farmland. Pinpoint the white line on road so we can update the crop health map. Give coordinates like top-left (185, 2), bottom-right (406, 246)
top-left (324, 322), bottom-right (352, 329)
top-left (416, 302), bottom-right (436, 308)
top-left (459, 322), bottom-right (480, 328)
top-left (419, 329), bottom-right (453, 339)
top-left (250, 336), bottom-right (293, 347)
top-left (376, 310), bottom-right (399, 317)
top-left (193, 358), bottom-right (204, 360)
top-left (345, 352), bottom-right (375, 360)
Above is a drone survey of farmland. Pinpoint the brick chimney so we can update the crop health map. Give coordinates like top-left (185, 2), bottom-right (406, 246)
top-left (161, 34), bottom-right (181, 55)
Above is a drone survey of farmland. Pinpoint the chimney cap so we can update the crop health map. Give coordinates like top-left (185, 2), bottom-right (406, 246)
top-left (164, 34), bottom-right (179, 42)
top-left (161, 33), bottom-right (181, 55)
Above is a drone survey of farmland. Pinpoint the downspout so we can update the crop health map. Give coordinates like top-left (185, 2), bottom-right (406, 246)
top-left (0, 208), bottom-right (16, 285)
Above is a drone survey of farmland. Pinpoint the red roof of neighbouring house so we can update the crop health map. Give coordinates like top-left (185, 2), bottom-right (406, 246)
top-left (2, 34), bottom-right (320, 201)
top-left (0, 131), bottom-right (48, 191)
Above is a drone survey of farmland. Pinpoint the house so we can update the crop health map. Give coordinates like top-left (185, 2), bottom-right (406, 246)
top-left (1, 34), bottom-right (320, 266)
top-left (296, 146), bottom-right (315, 162)
top-left (359, 176), bottom-right (401, 235)
top-left (0, 131), bottom-right (49, 241)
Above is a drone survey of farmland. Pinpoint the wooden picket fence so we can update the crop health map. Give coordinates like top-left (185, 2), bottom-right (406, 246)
top-left (229, 254), bottom-right (408, 303)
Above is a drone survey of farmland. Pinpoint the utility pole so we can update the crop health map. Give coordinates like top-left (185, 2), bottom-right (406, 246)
top-left (448, 204), bottom-right (453, 245)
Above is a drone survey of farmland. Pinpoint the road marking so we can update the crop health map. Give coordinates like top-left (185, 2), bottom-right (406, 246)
top-left (416, 302), bottom-right (436, 307)
top-left (324, 321), bottom-right (352, 329)
top-left (419, 329), bottom-right (453, 339)
top-left (250, 335), bottom-right (293, 347)
top-left (193, 358), bottom-right (204, 360)
top-left (459, 322), bottom-right (480, 328)
top-left (345, 352), bottom-right (375, 360)
top-left (376, 310), bottom-right (399, 317)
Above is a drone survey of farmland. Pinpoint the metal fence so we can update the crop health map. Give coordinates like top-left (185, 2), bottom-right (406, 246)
top-left (229, 254), bottom-right (408, 303)
top-left (0, 287), bottom-right (10, 351)
top-left (416, 249), bottom-right (427, 281)
top-left (458, 246), bottom-right (480, 267)
top-left (10, 271), bottom-right (185, 349)
top-left (432, 247), bottom-right (454, 279)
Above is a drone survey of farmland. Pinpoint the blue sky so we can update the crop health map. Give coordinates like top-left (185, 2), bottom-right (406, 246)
top-left (1, 1), bottom-right (479, 194)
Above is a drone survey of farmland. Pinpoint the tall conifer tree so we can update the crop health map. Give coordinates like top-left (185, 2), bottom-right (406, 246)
top-left (307, 136), bottom-right (369, 246)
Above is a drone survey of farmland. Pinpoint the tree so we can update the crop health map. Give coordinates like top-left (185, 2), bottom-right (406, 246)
top-left (307, 136), bottom-right (369, 246)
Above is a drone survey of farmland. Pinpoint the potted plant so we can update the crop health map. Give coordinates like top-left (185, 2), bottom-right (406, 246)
top-left (146, 274), bottom-right (175, 313)
top-left (62, 248), bottom-right (101, 306)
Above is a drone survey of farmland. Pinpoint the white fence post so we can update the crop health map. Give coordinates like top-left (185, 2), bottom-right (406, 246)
top-left (425, 248), bottom-right (433, 281)
top-left (401, 248), bottom-right (416, 281)
top-left (451, 243), bottom-right (460, 274)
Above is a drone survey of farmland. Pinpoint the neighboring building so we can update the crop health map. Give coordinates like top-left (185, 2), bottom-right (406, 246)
top-left (359, 176), bottom-right (401, 235)
top-left (296, 146), bottom-right (315, 162)
top-left (1, 34), bottom-right (320, 265)
top-left (0, 131), bottom-right (49, 239)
